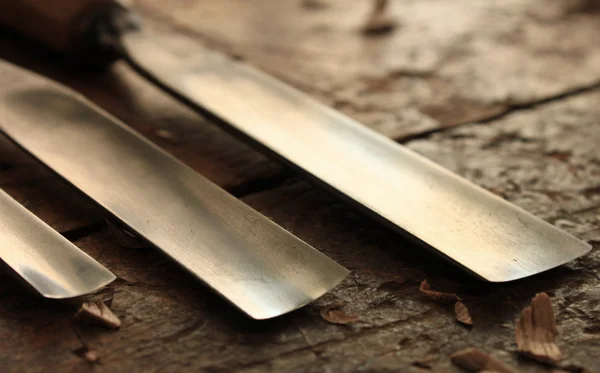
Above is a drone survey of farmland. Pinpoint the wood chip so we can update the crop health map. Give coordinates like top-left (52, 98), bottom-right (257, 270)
top-left (84, 350), bottom-right (99, 363)
top-left (320, 307), bottom-right (359, 324)
top-left (362, 0), bottom-right (397, 35)
top-left (419, 280), bottom-right (462, 303)
top-left (76, 301), bottom-right (121, 329)
top-left (515, 292), bottom-right (562, 364)
top-left (73, 347), bottom-right (100, 364)
top-left (451, 348), bottom-right (517, 373)
top-left (455, 301), bottom-right (473, 326)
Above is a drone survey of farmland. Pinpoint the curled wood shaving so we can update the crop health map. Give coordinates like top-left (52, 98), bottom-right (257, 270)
top-left (320, 307), bottom-right (359, 325)
top-left (419, 280), bottom-right (462, 303)
top-left (455, 301), bottom-right (473, 326)
top-left (362, 0), bottom-right (397, 35)
top-left (76, 301), bottom-right (121, 329)
top-left (515, 292), bottom-right (562, 364)
top-left (451, 348), bottom-right (516, 373)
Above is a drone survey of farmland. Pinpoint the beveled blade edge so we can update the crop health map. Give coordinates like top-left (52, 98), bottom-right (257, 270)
top-left (119, 26), bottom-right (591, 282)
top-left (0, 189), bottom-right (116, 299)
top-left (0, 60), bottom-right (348, 319)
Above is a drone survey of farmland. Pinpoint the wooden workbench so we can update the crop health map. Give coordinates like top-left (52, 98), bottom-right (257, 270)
top-left (1, 1), bottom-right (599, 372)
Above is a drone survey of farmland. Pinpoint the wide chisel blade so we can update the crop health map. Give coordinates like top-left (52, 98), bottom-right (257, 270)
top-left (0, 60), bottom-right (348, 319)
top-left (118, 25), bottom-right (590, 282)
top-left (0, 189), bottom-right (115, 298)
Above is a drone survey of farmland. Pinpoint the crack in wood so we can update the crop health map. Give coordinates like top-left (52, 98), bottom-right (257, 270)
top-left (159, 319), bottom-right (207, 344)
top-left (397, 80), bottom-right (600, 144)
top-left (236, 307), bottom-right (436, 371)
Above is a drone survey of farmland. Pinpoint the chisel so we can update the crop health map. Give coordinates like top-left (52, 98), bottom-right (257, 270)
top-left (0, 60), bottom-right (348, 319)
top-left (0, 1), bottom-right (591, 281)
top-left (0, 188), bottom-right (115, 298)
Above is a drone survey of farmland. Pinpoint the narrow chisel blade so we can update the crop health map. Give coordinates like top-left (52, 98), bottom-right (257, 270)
top-left (0, 189), bottom-right (115, 298)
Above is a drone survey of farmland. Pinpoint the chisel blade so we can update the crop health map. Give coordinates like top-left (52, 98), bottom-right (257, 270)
top-left (0, 60), bottom-right (348, 319)
top-left (119, 25), bottom-right (590, 282)
top-left (0, 189), bottom-right (115, 298)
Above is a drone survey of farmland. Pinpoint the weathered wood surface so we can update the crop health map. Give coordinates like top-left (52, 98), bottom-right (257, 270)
top-left (1, 0), bottom-right (599, 372)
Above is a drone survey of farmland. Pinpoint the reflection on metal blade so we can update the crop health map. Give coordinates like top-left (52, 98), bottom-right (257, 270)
top-left (0, 61), bottom-right (348, 319)
top-left (0, 189), bottom-right (115, 298)
top-left (120, 26), bottom-right (590, 282)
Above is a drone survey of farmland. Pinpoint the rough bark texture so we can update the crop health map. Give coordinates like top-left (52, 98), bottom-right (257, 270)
top-left (1, 1), bottom-right (599, 372)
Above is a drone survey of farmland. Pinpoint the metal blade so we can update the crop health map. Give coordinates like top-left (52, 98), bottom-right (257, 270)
top-left (120, 26), bottom-right (590, 282)
top-left (0, 60), bottom-right (348, 319)
top-left (0, 189), bottom-right (115, 298)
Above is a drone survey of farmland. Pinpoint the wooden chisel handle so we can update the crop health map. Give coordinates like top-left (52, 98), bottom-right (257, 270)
top-left (0, 0), bottom-right (138, 59)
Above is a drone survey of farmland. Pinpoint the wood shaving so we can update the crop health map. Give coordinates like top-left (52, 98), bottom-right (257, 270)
top-left (320, 307), bottom-right (359, 325)
top-left (73, 347), bottom-right (99, 364)
top-left (451, 348), bottom-right (516, 373)
top-left (515, 292), bottom-right (562, 364)
top-left (362, 0), bottom-right (397, 35)
top-left (84, 350), bottom-right (99, 363)
top-left (76, 301), bottom-right (121, 329)
top-left (455, 301), bottom-right (473, 326)
top-left (419, 280), bottom-right (462, 303)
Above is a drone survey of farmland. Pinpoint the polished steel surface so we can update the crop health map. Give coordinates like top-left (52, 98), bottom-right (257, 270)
top-left (0, 189), bottom-right (115, 298)
top-left (121, 27), bottom-right (591, 282)
top-left (0, 61), bottom-right (348, 319)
